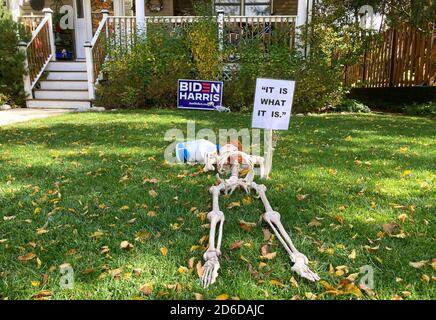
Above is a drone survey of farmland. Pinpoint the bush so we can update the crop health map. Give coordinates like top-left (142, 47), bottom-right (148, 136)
top-left (96, 26), bottom-right (192, 109)
top-left (223, 41), bottom-right (344, 113)
top-left (335, 99), bottom-right (371, 113)
top-left (402, 102), bottom-right (436, 117)
top-left (0, 2), bottom-right (28, 107)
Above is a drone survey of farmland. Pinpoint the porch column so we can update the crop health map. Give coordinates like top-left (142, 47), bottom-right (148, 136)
top-left (296, 0), bottom-right (313, 56)
top-left (114, 0), bottom-right (125, 16)
top-left (135, 0), bottom-right (146, 33)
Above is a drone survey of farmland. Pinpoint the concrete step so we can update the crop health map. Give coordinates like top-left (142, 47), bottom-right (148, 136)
top-left (39, 80), bottom-right (88, 90)
top-left (46, 71), bottom-right (88, 81)
top-left (26, 99), bottom-right (91, 109)
top-left (34, 89), bottom-right (89, 100)
top-left (46, 61), bottom-right (87, 72)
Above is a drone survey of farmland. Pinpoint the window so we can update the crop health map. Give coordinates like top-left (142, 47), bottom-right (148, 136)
top-left (214, 0), bottom-right (271, 16)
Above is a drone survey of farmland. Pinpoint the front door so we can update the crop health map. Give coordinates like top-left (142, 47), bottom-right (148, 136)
top-left (74, 0), bottom-right (92, 59)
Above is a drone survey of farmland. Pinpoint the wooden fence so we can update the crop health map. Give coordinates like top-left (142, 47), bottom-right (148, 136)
top-left (345, 24), bottom-right (436, 88)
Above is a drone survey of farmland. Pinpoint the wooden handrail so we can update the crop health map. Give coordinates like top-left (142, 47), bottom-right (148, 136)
top-left (26, 16), bottom-right (52, 88)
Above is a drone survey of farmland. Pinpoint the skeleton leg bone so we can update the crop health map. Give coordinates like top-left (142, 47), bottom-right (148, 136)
top-left (201, 183), bottom-right (225, 288)
top-left (252, 182), bottom-right (320, 282)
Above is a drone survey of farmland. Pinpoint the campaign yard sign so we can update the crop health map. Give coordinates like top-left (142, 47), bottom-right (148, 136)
top-left (251, 78), bottom-right (295, 130)
top-left (178, 79), bottom-right (223, 110)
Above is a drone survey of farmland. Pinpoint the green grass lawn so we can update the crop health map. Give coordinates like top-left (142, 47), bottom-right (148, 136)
top-left (0, 110), bottom-right (435, 300)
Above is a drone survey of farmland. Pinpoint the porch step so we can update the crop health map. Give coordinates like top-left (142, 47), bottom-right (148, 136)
top-left (34, 89), bottom-right (89, 100)
top-left (46, 71), bottom-right (88, 81)
top-left (46, 61), bottom-right (87, 72)
top-left (39, 80), bottom-right (88, 90)
top-left (29, 61), bottom-right (92, 110)
top-left (26, 99), bottom-right (91, 109)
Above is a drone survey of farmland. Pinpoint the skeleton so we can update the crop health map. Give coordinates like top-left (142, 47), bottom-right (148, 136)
top-left (200, 144), bottom-right (320, 288)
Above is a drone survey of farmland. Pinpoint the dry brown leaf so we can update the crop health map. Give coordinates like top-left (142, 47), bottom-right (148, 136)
top-left (188, 257), bottom-right (195, 270)
top-left (262, 228), bottom-right (272, 241)
top-left (382, 222), bottom-right (397, 234)
top-left (229, 240), bottom-right (244, 250)
top-left (139, 283), bottom-right (153, 295)
top-left (308, 218), bottom-right (322, 227)
top-left (260, 244), bottom-right (270, 256)
top-left (32, 290), bottom-right (52, 300)
top-left (196, 261), bottom-right (203, 278)
top-left (239, 220), bottom-right (256, 232)
top-left (260, 252), bottom-right (277, 260)
top-left (18, 252), bottom-right (36, 261)
top-left (296, 194), bottom-right (309, 201)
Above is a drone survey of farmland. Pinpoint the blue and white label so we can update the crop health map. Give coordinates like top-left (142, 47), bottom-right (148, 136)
top-left (178, 79), bottom-right (223, 110)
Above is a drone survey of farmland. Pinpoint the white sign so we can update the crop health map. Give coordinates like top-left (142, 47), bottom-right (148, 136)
top-left (251, 78), bottom-right (295, 130)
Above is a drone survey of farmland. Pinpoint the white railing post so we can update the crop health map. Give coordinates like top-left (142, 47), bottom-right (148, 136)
top-left (217, 11), bottom-right (224, 53)
top-left (19, 41), bottom-right (33, 100)
top-left (135, 0), bottom-right (146, 38)
top-left (84, 41), bottom-right (95, 100)
top-left (42, 8), bottom-right (56, 61)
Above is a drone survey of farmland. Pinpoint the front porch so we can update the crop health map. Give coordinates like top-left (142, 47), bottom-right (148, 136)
top-left (11, 0), bottom-right (312, 109)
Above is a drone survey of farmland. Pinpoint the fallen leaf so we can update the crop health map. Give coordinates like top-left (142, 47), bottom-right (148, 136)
top-left (382, 223), bottom-right (397, 234)
top-left (239, 220), bottom-right (256, 232)
top-left (290, 277), bottom-right (299, 288)
top-left (305, 292), bottom-right (317, 300)
top-left (260, 252), bottom-right (277, 260)
top-left (409, 260), bottom-right (427, 269)
top-left (296, 194), bottom-right (309, 201)
top-left (215, 293), bottom-right (229, 300)
top-left (3, 215), bottom-right (16, 221)
top-left (398, 214), bottom-right (408, 223)
top-left (227, 202), bottom-right (241, 209)
top-left (139, 283), bottom-right (153, 295)
top-left (270, 279), bottom-right (285, 286)
top-left (18, 252), bottom-right (36, 261)
top-left (160, 246), bottom-right (168, 256)
top-left (147, 211), bottom-right (157, 217)
top-left (262, 229), bottom-right (272, 241)
top-left (149, 190), bottom-right (158, 198)
top-left (344, 135), bottom-right (352, 141)
top-left (196, 261), bottom-right (203, 278)
top-left (348, 249), bottom-right (357, 260)
top-left (308, 218), bottom-right (322, 227)
top-left (177, 266), bottom-right (189, 274)
top-left (32, 290), bottom-right (52, 300)
top-left (90, 230), bottom-right (104, 238)
top-left (229, 240), bottom-right (244, 250)
top-left (120, 241), bottom-right (133, 250)
top-left (120, 205), bottom-right (129, 210)
top-left (194, 293), bottom-right (204, 300)
top-left (187, 257), bottom-right (195, 270)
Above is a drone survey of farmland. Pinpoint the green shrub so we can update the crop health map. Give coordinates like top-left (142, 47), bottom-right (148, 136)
top-left (335, 99), bottom-right (371, 113)
top-left (95, 26), bottom-right (192, 109)
top-left (0, 2), bottom-right (27, 107)
top-left (402, 102), bottom-right (436, 117)
top-left (95, 40), bottom-right (152, 109)
top-left (223, 41), bottom-right (344, 113)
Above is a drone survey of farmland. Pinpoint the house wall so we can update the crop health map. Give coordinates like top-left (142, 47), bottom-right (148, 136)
top-left (273, 0), bottom-right (298, 15)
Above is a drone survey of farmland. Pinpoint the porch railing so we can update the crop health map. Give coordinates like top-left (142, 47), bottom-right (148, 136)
top-left (20, 15), bottom-right (45, 33)
top-left (19, 9), bottom-right (56, 98)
